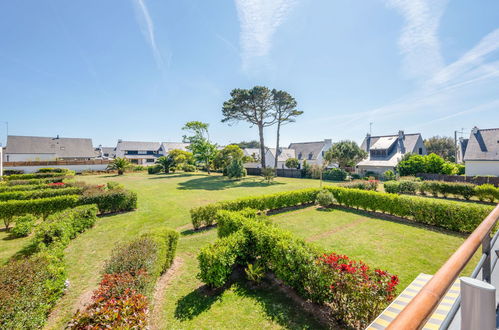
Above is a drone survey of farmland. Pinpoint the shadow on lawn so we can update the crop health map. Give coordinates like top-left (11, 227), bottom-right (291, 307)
top-left (177, 176), bottom-right (283, 191)
top-left (148, 173), bottom-right (195, 180)
top-left (317, 205), bottom-right (467, 238)
top-left (174, 285), bottom-right (223, 321)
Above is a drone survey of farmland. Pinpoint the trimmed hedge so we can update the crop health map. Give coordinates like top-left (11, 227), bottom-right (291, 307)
top-left (190, 188), bottom-right (319, 229)
top-left (0, 186), bottom-right (83, 201)
top-left (198, 210), bottom-right (398, 328)
top-left (11, 214), bottom-right (37, 238)
top-left (69, 227), bottom-right (178, 328)
top-left (79, 189), bottom-right (137, 214)
top-left (5, 172), bottom-right (72, 181)
top-left (0, 205), bottom-right (98, 329)
top-left (0, 195), bottom-right (79, 227)
top-left (37, 168), bottom-right (71, 173)
top-left (324, 186), bottom-right (494, 233)
top-left (191, 186), bottom-right (495, 233)
top-left (0, 183), bottom-right (69, 193)
top-left (6, 176), bottom-right (67, 186)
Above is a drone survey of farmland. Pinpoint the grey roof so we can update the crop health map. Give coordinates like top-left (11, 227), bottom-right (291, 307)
top-left (463, 128), bottom-right (499, 161)
top-left (288, 141), bottom-right (326, 160)
top-left (161, 142), bottom-right (190, 152)
top-left (358, 132), bottom-right (423, 167)
top-left (5, 135), bottom-right (95, 158)
top-left (456, 138), bottom-right (468, 163)
top-left (266, 148), bottom-right (296, 161)
top-left (116, 140), bottom-right (161, 151)
top-left (100, 147), bottom-right (116, 158)
top-left (243, 148), bottom-right (260, 156)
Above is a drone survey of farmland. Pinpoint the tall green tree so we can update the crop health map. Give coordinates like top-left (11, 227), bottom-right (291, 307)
top-left (272, 89), bottom-right (302, 168)
top-left (222, 86), bottom-right (277, 168)
top-left (424, 136), bottom-right (456, 162)
top-left (325, 140), bottom-right (367, 171)
top-left (214, 145), bottom-right (244, 174)
top-left (182, 121), bottom-right (218, 174)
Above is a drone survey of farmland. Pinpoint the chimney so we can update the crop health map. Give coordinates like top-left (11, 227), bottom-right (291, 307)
top-left (472, 126), bottom-right (479, 135)
top-left (56, 134), bottom-right (60, 139)
top-left (398, 131), bottom-right (406, 154)
top-left (398, 130), bottom-right (405, 140)
top-left (324, 139), bottom-right (332, 150)
top-left (118, 139), bottom-right (123, 143)
top-left (366, 133), bottom-right (371, 151)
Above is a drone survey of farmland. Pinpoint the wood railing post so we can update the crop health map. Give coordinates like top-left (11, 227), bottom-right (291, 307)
top-left (482, 233), bottom-right (491, 283)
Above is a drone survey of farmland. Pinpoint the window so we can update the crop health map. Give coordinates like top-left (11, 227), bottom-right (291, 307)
top-left (308, 153), bottom-right (313, 160)
top-left (104, 153), bottom-right (109, 157)
top-left (60, 146), bottom-right (65, 150)
top-left (298, 152), bottom-right (302, 160)
top-left (321, 151), bottom-right (324, 157)
top-left (146, 159), bottom-right (155, 163)
top-left (126, 150), bottom-right (138, 155)
top-left (138, 150), bottom-right (147, 155)
top-left (418, 147), bottom-right (423, 155)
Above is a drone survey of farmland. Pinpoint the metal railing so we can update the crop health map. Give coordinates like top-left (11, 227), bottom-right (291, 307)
top-left (386, 204), bottom-right (499, 330)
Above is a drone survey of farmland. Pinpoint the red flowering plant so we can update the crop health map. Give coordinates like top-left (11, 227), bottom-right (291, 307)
top-left (68, 271), bottom-right (150, 329)
top-left (316, 253), bottom-right (398, 329)
top-left (47, 182), bottom-right (65, 187)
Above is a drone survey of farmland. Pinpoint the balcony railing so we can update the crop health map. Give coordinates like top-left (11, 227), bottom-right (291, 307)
top-left (386, 203), bottom-right (499, 330)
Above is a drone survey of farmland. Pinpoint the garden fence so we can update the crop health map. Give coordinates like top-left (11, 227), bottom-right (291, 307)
top-left (245, 167), bottom-right (302, 178)
top-left (416, 173), bottom-right (499, 187)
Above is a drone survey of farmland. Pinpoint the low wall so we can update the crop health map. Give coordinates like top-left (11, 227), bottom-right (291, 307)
top-left (246, 167), bottom-right (302, 178)
top-left (416, 173), bottom-right (499, 187)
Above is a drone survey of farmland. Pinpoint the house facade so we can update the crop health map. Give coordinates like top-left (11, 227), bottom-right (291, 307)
top-left (463, 127), bottom-right (499, 176)
top-left (3, 135), bottom-right (96, 162)
top-left (159, 142), bottom-right (190, 155)
top-left (356, 131), bottom-right (426, 175)
top-left (264, 148), bottom-right (296, 168)
top-left (288, 139), bottom-right (333, 167)
top-left (115, 140), bottom-right (161, 165)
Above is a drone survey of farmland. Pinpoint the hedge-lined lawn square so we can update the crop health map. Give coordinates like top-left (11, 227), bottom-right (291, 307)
top-left (269, 206), bottom-right (479, 289)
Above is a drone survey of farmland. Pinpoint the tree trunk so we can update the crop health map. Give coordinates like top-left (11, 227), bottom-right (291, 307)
top-left (206, 157), bottom-right (211, 174)
top-left (274, 122), bottom-right (281, 168)
top-left (258, 124), bottom-right (266, 168)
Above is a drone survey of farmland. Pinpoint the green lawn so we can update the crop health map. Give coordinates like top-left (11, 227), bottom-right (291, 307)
top-left (269, 206), bottom-right (479, 289)
top-left (0, 172), bottom-right (480, 329)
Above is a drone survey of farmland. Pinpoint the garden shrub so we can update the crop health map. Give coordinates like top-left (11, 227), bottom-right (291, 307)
top-left (147, 164), bottom-right (163, 174)
top-left (6, 176), bottom-right (67, 186)
top-left (4, 172), bottom-right (67, 181)
top-left (0, 252), bottom-right (66, 329)
top-left (37, 167), bottom-right (71, 173)
top-left (3, 169), bottom-right (24, 175)
top-left (79, 189), bottom-right (137, 214)
top-left (340, 180), bottom-right (378, 191)
top-left (383, 180), bottom-right (418, 194)
top-left (227, 158), bottom-right (247, 179)
top-left (181, 164), bottom-right (196, 172)
top-left (0, 195), bottom-right (79, 228)
top-left (0, 186), bottom-right (83, 202)
top-left (323, 168), bottom-right (347, 181)
top-left (316, 189), bottom-right (336, 207)
top-left (382, 170), bottom-right (396, 181)
top-left (0, 182), bottom-right (68, 193)
top-left (200, 210), bottom-right (398, 328)
top-left (106, 181), bottom-right (124, 190)
top-left (11, 214), bottom-right (37, 238)
top-left (261, 167), bottom-right (276, 183)
top-left (190, 188), bottom-right (319, 229)
top-left (69, 227), bottom-right (178, 329)
top-left (475, 184), bottom-right (498, 203)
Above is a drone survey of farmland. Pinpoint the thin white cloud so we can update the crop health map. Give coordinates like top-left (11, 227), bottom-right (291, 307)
top-left (385, 0), bottom-right (448, 80)
top-left (132, 0), bottom-right (164, 69)
top-left (235, 0), bottom-right (298, 70)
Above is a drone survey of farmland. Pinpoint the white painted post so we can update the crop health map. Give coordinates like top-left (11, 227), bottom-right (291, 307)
top-left (460, 277), bottom-right (496, 330)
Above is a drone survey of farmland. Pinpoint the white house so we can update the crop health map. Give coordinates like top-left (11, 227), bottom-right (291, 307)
top-left (463, 127), bottom-right (499, 176)
top-left (242, 148), bottom-right (261, 168)
top-left (115, 140), bottom-right (161, 165)
top-left (264, 148), bottom-right (296, 168)
top-left (288, 139), bottom-right (333, 167)
top-left (159, 142), bottom-right (190, 155)
top-left (356, 131), bottom-right (426, 175)
top-left (3, 135), bottom-right (96, 162)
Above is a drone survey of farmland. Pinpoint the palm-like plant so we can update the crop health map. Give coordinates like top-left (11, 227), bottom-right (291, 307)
top-left (156, 155), bottom-right (176, 174)
top-left (107, 157), bottom-right (131, 175)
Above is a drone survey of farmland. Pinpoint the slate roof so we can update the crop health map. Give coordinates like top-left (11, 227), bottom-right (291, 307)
top-left (243, 148), bottom-right (260, 157)
top-left (116, 141), bottom-right (161, 151)
top-left (288, 141), bottom-right (325, 160)
top-left (358, 133), bottom-right (423, 167)
top-left (463, 128), bottom-right (499, 161)
top-left (360, 133), bottom-right (421, 154)
top-left (266, 148), bottom-right (296, 162)
top-left (5, 135), bottom-right (95, 158)
top-left (161, 142), bottom-right (190, 153)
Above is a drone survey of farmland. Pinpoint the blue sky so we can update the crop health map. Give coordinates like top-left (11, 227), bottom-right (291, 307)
top-left (1, 0), bottom-right (498, 148)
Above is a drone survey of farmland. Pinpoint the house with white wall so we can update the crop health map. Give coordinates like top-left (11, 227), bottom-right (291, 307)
top-left (288, 139), bottom-right (333, 167)
top-left (356, 131), bottom-right (426, 175)
top-left (265, 148), bottom-right (296, 168)
top-left (462, 127), bottom-right (499, 176)
top-left (3, 135), bottom-right (96, 162)
top-left (115, 140), bottom-right (161, 165)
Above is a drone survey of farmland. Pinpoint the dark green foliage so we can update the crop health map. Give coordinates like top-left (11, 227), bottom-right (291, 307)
top-left (37, 168), bottom-right (70, 173)
top-left (284, 158), bottom-right (300, 169)
top-left (182, 164), bottom-right (196, 172)
top-left (11, 214), bottom-right (37, 238)
top-left (6, 176), bottom-right (67, 186)
top-left (340, 180), bottom-right (378, 191)
top-left (261, 167), bottom-right (276, 183)
top-left (0, 183), bottom-right (67, 193)
top-left (300, 160), bottom-right (312, 178)
top-left (387, 180), bottom-right (488, 201)
top-left (147, 164), bottom-right (163, 174)
top-left (0, 186), bottom-right (83, 201)
top-left (323, 168), bottom-right (348, 181)
top-left (4, 172), bottom-right (72, 181)
top-left (227, 158), bottom-right (247, 179)
top-left (190, 188), bottom-right (319, 229)
top-left (106, 181), bottom-right (124, 190)
top-left (384, 180), bottom-right (418, 194)
top-left (3, 169), bottom-right (24, 175)
top-left (315, 189), bottom-right (335, 207)
top-left (382, 170), bottom-right (396, 181)
top-left (475, 184), bottom-right (498, 202)
top-left (0, 195), bottom-right (79, 227)
top-left (324, 140), bottom-right (367, 170)
top-left (0, 253), bottom-right (66, 329)
top-left (79, 189), bottom-right (137, 214)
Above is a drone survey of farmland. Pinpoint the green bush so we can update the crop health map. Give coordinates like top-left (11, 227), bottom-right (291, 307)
top-left (30, 205), bottom-right (99, 252)
top-left (0, 183), bottom-right (67, 193)
top-left (324, 186), bottom-right (493, 233)
top-left (201, 210), bottom-right (398, 328)
top-left (0, 252), bottom-right (66, 329)
top-left (323, 168), bottom-right (347, 181)
top-left (0, 186), bottom-right (83, 202)
top-left (382, 170), bottom-right (396, 181)
top-left (4, 172), bottom-right (70, 181)
top-left (37, 168), bottom-right (70, 173)
top-left (190, 188), bottom-right (319, 229)
top-left (147, 164), bottom-right (163, 174)
top-left (11, 214), bottom-right (37, 238)
top-left (316, 189), bottom-right (336, 207)
top-left (7, 176), bottom-right (67, 186)
top-left (106, 181), bottom-right (124, 190)
top-left (340, 180), bottom-right (378, 191)
top-left (227, 158), bottom-right (247, 179)
top-left (383, 180), bottom-right (419, 194)
top-left (3, 169), bottom-right (24, 175)
top-left (0, 195), bottom-right (79, 229)
top-left (79, 189), bottom-right (137, 214)
top-left (475, 184), bottom-right (498, 203)
top-left (182, 164), bottom-right (196, 172)
top-left (261, 167), bottom-right (276, 183)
